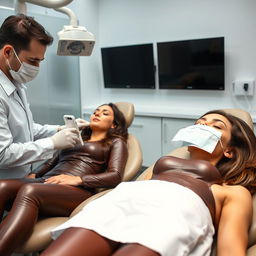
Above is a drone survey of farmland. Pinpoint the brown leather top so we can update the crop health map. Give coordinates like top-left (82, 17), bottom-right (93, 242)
top-left (152, 156), bottom-right (223, 222)
top-left (34, 138), bottom-right (128, 190)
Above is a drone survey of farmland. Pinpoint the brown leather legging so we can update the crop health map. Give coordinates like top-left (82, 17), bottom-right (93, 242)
top-left (0, 178), bottom-right (92, 256)
top-left (41, 227), bottom-right (160, 256)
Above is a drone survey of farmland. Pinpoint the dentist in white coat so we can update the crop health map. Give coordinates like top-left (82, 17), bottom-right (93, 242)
top-left (0, 14), bottom-right (82, 179)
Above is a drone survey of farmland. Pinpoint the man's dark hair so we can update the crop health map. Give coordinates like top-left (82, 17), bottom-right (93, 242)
top-left (0, 14), bottom-right (53, 52)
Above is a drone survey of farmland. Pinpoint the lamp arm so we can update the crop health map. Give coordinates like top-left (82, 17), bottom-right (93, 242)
top-left (54, 7), bottom-right (78, 27)
top-left (14, 0), bottom-right (74, 14)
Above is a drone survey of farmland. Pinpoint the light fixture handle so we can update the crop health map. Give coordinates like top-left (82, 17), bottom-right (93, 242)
top-left (54, 6), bottom-right (78, 27)
top-left (14, 0), bottom-right (74, 14)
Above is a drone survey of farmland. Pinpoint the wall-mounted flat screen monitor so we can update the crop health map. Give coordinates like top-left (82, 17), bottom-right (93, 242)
top-left (157, 37), bottom-right (224, 90)
top-left (101, 43), bottom-right (155, 89)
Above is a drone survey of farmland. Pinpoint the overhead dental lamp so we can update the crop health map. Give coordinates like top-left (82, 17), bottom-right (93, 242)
top-left (57, 25), bottom-right (95, 55)
top-left (55, 7), bottom-right (95, 56)
top-left (14, 0), bottom-right (95, 56)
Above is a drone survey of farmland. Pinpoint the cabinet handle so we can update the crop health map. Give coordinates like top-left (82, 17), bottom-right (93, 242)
top-left (163, 123), bottom-right (167, 143)
top-left (131, 123), bottom-right (144, 128)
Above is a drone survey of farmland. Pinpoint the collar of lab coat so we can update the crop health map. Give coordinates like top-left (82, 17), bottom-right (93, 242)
top-left (0, 70), bottom-right (26, 96)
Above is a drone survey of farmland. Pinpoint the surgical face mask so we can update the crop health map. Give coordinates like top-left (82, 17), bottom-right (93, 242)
top-left (7, 48), bottom-right (39, 84)
top-left (171, 124), bottom-right (223, 153)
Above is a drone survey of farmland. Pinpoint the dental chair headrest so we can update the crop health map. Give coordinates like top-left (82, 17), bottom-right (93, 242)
top-left (115, 102), bottom-right (135, 128)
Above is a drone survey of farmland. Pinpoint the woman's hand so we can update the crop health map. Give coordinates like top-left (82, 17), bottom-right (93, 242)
top-left (44, 174), bottom-right (83, 186)
top-left (76, 118), bottom-right (90, 130)
top-left (57, 118), bottom-right (90, 132)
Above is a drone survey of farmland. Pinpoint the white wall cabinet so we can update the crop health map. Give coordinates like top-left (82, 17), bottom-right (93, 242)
top-left (162, 118), bottom-right (195, 156)
top-left (130, 116), bottom-right (196, 167)
top-left (129, 116), bottom-right (162, 167)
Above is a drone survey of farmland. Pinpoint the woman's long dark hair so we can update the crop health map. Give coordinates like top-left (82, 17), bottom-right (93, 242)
top-left (202, 110), bottom-right (256, 194)
top-left (81, 103), bottom-right (128, 142)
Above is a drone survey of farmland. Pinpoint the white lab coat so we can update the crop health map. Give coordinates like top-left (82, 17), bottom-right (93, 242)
top-left (0, 70), bottom-right (57, 179)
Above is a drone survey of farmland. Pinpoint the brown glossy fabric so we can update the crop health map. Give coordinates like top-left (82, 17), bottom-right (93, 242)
top-left (34, 138), bottom-right (128, 189)
top-left (41, 228), bottom-right (119, 256)
top-left (152, 156), bottom-right (222, 222)
top-left (113, 244), bottom-right (160, 256)
top-left (0, 138), bottom-right (128, 256)
top-left (41, 228), bottom-right (159, 256)
top-left (0, 180), bottom-right (91, 256)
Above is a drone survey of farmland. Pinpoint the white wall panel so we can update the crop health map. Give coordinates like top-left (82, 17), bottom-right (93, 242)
top-left (74, 0), bottom-right (256, 115)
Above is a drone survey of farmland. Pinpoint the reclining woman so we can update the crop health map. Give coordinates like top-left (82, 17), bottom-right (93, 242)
top-left (0, 103), bottom-right (128, 256)
top-left (41, 110), bottom-right (256, 256)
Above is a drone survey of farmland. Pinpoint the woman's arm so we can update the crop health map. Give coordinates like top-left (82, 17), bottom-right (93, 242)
top-left (217, 185), bottom-right (252, 256)
top-left (80, 138), bottom-right (128, 188)
top-left (31, 152), bottom-right (60, 178)
top-left (44, 139), bottom-right (128, 187)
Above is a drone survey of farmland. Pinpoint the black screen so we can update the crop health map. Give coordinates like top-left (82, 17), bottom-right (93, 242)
top-left (101, 44), bottom-right (155, 89)
top-left (157, 37), bottom-right (224, 90)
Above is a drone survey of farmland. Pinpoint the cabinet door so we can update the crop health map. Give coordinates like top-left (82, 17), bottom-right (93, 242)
top-left (162, 118), bottom-right (195, 155)
top-left (129, 116), bottom-right (162, 167)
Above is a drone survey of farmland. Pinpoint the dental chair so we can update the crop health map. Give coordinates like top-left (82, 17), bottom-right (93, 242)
top-left (44, 108), bottom-right (256, 256)
top-left (136, 108), bottom-right (256, 256)
top-left (15, 102), bottom-right (143, 254)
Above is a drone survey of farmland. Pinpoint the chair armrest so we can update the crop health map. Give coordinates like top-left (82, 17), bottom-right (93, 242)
top-left (16, 217), bottom-right (68, 254)
top-left (136, 166), bottom-right (153, 181)
top-left (70, 189), bottom-right (112, 217)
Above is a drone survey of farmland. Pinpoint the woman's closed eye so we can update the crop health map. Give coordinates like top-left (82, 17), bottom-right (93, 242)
top-left (195, 118), bottom-right (226, 130)
top-left (93, 110), bottom-right (110, 116)
top-left (212, 121), bottom-right (226, 130)
top-left (213, 125), bottom-right (222, 129)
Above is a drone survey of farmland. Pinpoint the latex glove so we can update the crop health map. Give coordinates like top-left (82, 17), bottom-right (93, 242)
top-left (76, 118), bottom-right (90, 130)
top-left (51, 128), bottom-right (80, 150)
top-left (57, 125), bottom-right (66, 132)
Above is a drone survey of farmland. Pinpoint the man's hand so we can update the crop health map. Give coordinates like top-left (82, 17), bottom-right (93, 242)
top-left (44, 174), bottom-right (82, 186)
top-left (51, 128), bottom-right (80, 150)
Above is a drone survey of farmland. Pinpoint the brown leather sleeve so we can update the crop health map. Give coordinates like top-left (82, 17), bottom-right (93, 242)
top-left (80, 138), bottom-right (128, 188)
top-left (33, 152), bottom-right (60, 178)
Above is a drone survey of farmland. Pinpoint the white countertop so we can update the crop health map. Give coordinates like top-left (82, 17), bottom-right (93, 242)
top-left (134, 106), bottom-right (205, 119)
top-left (82, 105), bottom-right (256, 122)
